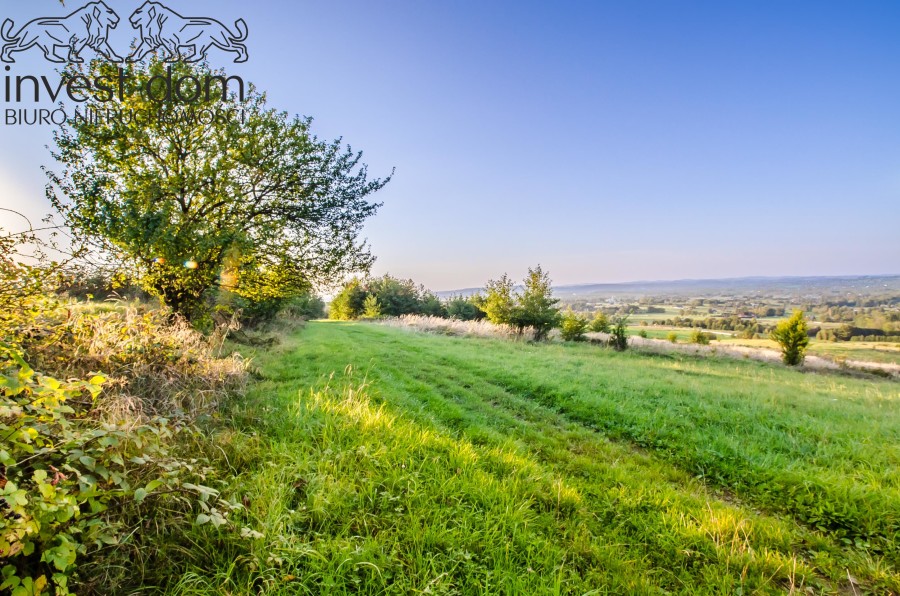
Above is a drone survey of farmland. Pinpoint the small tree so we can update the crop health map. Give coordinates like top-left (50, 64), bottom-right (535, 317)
top-left (560, 310), bottom-right (588, 342)
top-left (510, 265), bottom-right (561, 340)
top-left (446, 295), bottom-right (486, 321)
top-left (771, 310), bottom-right (810, 366)
top-left (589, 312), bottom-right (610, 333)
top-left (483, 274), bottom-right (516, 326)
top-left (418, 291), bottom-right (446, 317)
top-left (329, 279), bottom-right (367, 320)
top-left (362, 294), bottom-right (382, 319)
top-left (667, 331), bottom-right (678, 343)
top-left (609, 317), bottom-right (629, 351)
top-left (690, 329), bottom-right (711, 345)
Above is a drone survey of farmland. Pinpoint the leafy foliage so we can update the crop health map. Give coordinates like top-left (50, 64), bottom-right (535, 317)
top-left (445, 295), bottom-right (486, 321)
top-left (0, 228), bottom-right (250, 594)
top-left (690, 329), bottom-right (712, 345)
top-left (482, 274), bottom-right (517, 327)
top-left (47, 59), bottom-right (390, 321)
top-left (510, 266), bottom-right (561, 341)
top-left (608, 317), bottom-right (629, 351)
top-left (329, 275), bottom-right (447, 320)
top-left (560, 310), bottom-right (589, 342)
top-left (589, 312), bottom-right (610, 333)
top-left (771, 310), bottom-right (810, 366)
top-left (362, 294), bottom-right (382, 319)
top-left (0, 345), bottom-right (245, 595)
top-left (483, 267), bottom-right (561, 340)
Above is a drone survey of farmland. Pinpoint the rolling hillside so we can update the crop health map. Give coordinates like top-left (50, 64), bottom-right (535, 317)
top-left (187, 322), bottom-right (900, 594)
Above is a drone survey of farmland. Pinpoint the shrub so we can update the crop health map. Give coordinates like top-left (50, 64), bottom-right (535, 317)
top-left (510, 266), bottom-right (561, 341)
top-left (667, 331), bottom-right (678, 343)
top-left (638, 329), bottom-right (648, 339)
top-left (363, 294), bottom-right (382, 319)
top-left (690, 329), bottom-right (711, 345)
top-left (330, 276), bottom-right (447, 320)
top-left (445, 295), bottom-right (486, 321)
top-left (589, 312), bottom-right (610, 333)
top-left (608, 317), bottom-right (629, 351)
top-left (329, 279), bottom-right (367, 320)
top-left (771, 310), bottom-right (810, 366)
top-left (281, 293), bottom-right (326, 320)
top-left (483, 274), bottom-right (517, 326)
top-left (0, 342), bottom-right (243, 594)
top-left (560, 310), bottom-right (589, 342)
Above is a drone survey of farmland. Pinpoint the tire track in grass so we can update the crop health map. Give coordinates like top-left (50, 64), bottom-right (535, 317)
top-left (364, 325), bottom-right (900, 566)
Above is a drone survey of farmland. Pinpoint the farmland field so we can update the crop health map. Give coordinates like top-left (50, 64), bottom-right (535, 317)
top-left (720, 336), bottom-right (900, 366)
top-left (188, 321), bottom-right (900, 594)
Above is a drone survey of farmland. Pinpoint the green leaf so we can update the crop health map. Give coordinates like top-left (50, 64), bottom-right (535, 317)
top-left (134, 488), bottom-right (148, 503)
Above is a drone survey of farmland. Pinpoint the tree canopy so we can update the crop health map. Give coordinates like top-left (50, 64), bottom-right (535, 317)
top-left (47, 58), bottom-right (391, 320)
top-left (329, 275), bottom-right (444, 320)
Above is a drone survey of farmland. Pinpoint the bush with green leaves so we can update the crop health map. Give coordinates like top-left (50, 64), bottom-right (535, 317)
top-left (362, 294), bottom-right (383, 319)
top-left (608, 317), bottom-right (629, 351)
top-left (510, 266), bottom-right (561, 341)
top-left (690, 329), bottom-right (712, 345)
top-left (484, 267), bottom-right (560, 340)
top-left (329, 276), bottom-right (446, 320)
top-left (0, 345), bottom-right (249, 595)
top-left (589, 312), bottom-right (610, 333)
top-left (445, 295), bottom-right (486, 321)
top-left (329, 279), bottom-right (367, 320)
top-left (667, 331), bottom-right (679, 343)
top-left (560, 310), bottom-right (589, 342)
top-left (482, 274), bottom-right (517, 327)
top-left (771, 310), bottom-right (810, 366)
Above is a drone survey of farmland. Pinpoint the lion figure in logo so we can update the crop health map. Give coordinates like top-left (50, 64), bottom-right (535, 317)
top-left (128, 2), bottom-right (248, 63)
top-left (1, 1), bottom-right (123, 63)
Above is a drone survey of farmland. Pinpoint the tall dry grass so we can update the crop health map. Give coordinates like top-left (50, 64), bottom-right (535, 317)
top-left (380, 314), bottom-right (536, 340)
top-left (22, 300), bottom-right (249, 420)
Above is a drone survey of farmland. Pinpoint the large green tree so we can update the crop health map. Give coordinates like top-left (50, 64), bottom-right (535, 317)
top-left (47, 59), bottom-right (391, 320)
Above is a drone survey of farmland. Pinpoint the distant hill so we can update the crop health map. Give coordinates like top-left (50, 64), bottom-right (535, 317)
top-left (436, 275), bottom-right (900, 300)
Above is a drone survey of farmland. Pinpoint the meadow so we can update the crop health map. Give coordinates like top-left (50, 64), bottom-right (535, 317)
top-left (626, 326), bottom-right (900, 366)
top-left (174, 321), bottom-right (900, 594)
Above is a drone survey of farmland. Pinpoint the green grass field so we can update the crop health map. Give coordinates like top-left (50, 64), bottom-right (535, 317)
top-left (177, 322), bottom-right (900, 594)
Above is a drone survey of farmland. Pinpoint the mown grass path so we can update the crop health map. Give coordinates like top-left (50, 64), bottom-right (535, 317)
top-left (178, 322), bottom-right (900, 594)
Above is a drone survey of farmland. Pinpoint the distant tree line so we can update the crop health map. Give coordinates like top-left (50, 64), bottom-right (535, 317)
top-left (329, 275), bottom-right (447, 320)
top-left (330, 267), bottom-right (636, 347)
top-left (816, 324), bottom-right (900, 343)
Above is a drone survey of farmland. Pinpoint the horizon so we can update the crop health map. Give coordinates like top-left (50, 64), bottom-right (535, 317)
top-left (2, 0), bottom-right (899, 289)
top-left (434, 272), bottom-right (900, 296)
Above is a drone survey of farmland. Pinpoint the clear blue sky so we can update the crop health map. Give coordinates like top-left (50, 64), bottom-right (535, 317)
top-left (1, 0), bottom-right (898, 291)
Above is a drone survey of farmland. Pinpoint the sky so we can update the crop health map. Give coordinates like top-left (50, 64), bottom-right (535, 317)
top-left (1, 0), bottom-right (898, 291)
